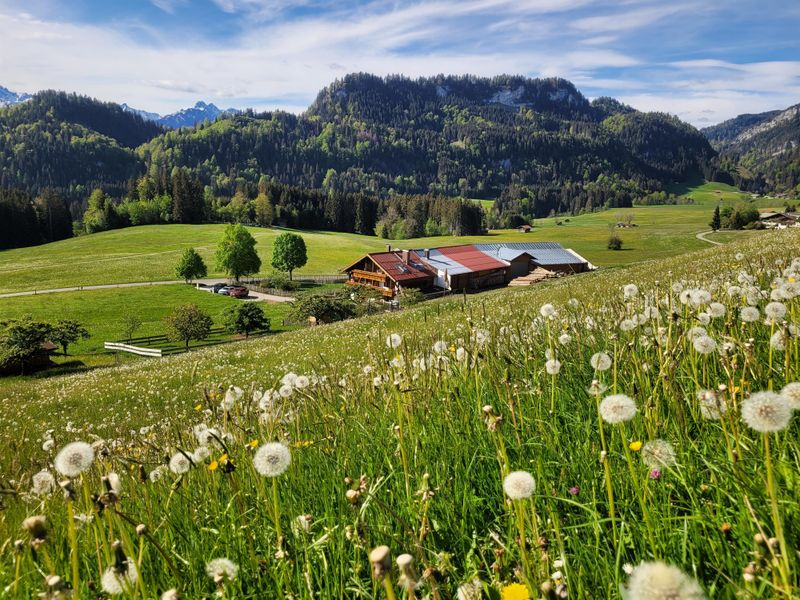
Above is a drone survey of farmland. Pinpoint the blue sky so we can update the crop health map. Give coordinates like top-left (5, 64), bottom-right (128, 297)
top-left (0, 0), bottom-right (798, 125)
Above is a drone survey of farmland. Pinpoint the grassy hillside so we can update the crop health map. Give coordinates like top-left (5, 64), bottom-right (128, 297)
top-left (1, 231), bottom-right (798, 597)
top-left (0, 182), bottom-right (782, 294)
top-left (0, 284), bottom-right (294, 357)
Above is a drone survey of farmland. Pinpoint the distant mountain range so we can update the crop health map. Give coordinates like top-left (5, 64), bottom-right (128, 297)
top-left (0, 84), bottom-right (237, 128)
top-left (702, 104), bottom-right (799, 193)
top-left (0, 85), bottom-right (32, 107)
top-left (120, 101), bottom-right (240, 129)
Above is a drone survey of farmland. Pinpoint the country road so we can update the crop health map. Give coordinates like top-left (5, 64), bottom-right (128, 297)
top-left (695, 230), bottom-right (724, 246)
top-left (0, 279), bottom-right (294, 303)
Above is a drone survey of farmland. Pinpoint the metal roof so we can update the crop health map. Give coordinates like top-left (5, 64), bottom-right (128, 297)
top-left (437, 245), bottom-right (508, 272)
top-left (368, 252), bottom-right (434, 282)
top-left (416, 248), bottom-right (474, 275)
top-left (474, 242), bottom-right (587, 265)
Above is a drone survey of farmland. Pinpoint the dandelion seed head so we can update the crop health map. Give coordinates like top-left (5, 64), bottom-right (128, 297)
top-left (641, 440), bottom-right (677, 469)
top-left (386, 333), bottom-right (402, 348)
top-left (692, 335), bottom-right (717, 355)
top-left (626, 561), bottom-right (705, 600)
top-left (457, 579), bottom-right (483, 600)
top-left (741, 392), bottom-right (793, 432)
top-left (620, 318), bottom-right (637, 332)
top-left (780, 382), bottom-right (800, 410)
top-left (623, 284), bottom-right (638, 300)
top-left (708, 302), bottom-right (725, 318)
top-left (503, 470), bottom-right (536, 500)
top-left (540, 303), bottom-right (556, 318)
top-left (54, 442), bottom-right (95, 477)
top-left (599, 394), bottom-right (638, 424)
top-left (100, 560), bottom-right (138, 595)
top-left (697, 390), bottom-right (727, 420)
top-left (740, 306), bottom-right (760, 323)
top-left (545, 359), bottom-right (561, 375)
top-left (31, 470), bottom-right (55, 495)
top-left (769, 330), bottom-right (787, 352)
top-left (206, 558), bottom-right (238, 584)
top-left (169, 452), bottom-right (192, 475)
top-left (764, 301), bottom-right (786, 323)
top-left (253, 442), bottom-right (291, 477)
top-left (433, 340), bottom-right (448, 354)
top-left (590, 352), bottom-right (612, 371)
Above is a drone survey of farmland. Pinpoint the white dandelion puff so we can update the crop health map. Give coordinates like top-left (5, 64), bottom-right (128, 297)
top-left (599, 394), bottom-right (638, 424)
top-left (692, 335), bottom-right (717, 355)
top-left (697, 390), bottom-right (727, 420)
top-left (708, 302), bottom-right (726, 318)
top-left (457, 579), bottom-right (484, 600)
top-left (590, 352), bottom-right (612, 371)
top-left (54, 442), bottom-right (95, 477)
top-left (540, 303), bottom-right (556, 318)
top-left (740, 306), bottom-right (760, 323)
top-left (545, 359), bottom-right (561, 375)
top-left (620, 319), bottom-right (637, 332)
top-left (100, 561), bottom-right (138, 595)
top-left (221, 386), bottom-right (242, 411)
top-left (769, 330), bottom-right (787, 352)
top-left (206, 558), bottom-right (238, 584)
top-left (433, 340), bottom-right (448, 354)
top-left (627, 561), bottom-right (705, 600)
top-left (168, 452), bottom-right (192, 475)
top-left (764, 301), bottom-right (786, 323)
top-left (641, 440), bottom-right (677, 469)
top-left (741, 392), bottom-right (793, 432)
top-left (623, 284), bottom-right (638, 300)
top-left (386, 333), bottom-right (402, 348)
top-left (503, 471), bottom-right (536, 500)
top-left (253, 442), bottom-right (291, 477)
top-left (780, 382), bottom-right (800, 410)
top-left (31, 470), bottom-right (56, 495)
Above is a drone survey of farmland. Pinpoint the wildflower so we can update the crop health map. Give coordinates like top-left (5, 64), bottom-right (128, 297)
top-left (456, 347), bottom-right (467, 361)
top-left (623, 284), bottom-right (639, 300)
top-left (369, 545), bottom-right (391, 579)
top-left (641, 440), bottom-right (676, 468)
top-left (149, 465), bottom-right (168, 482)
top-left (457, 579), bottom-right (484, 600)
top-left (253, 442), bottom-right (291, 477)
top-left (590, 352), bottom-right (612, 371)
top-left (769, 330), bottom-right (787, 351)
top-left (433, 340), bottom-right (448, 354)
top-left (620, 318), bottom-right (637, 332)
top-left (279, 384), bottom-right (294, 398)
top-left (208, 460), bottom-right (219, 472)
top-left (741, 392), bottom-right (793, 432)
top-left (629, 440), bottom-right (643, 452)
top-left (105, 472), bottom-right (122, 495)
top-left (501, 582), bottom-right (530, 600)
top-left (568, 486), bottom-right (580, 496)
top-left (386, 333), bottom-right (402, 348)
top-left (780, 382), bottom-right (800, 410)
top-left (545, 359), bottom-right (561, 375)
top-left (740, 306), bottom-right (760, 323)
top-left (764, 301), bottom-right (786, 323)
top-left (22, 515), bottom-right (48, 542)
top-left (42, 439), bottom-right (55, 452)
top-left (31, 470), bottom-right (55, 495)
top-left (168, 451), bottom-right (192, 475)
top-left (221, 385), bottom-right (242, 411)
top-left (540, 303), bottom-right (556, 318)
top-left (708, 302), bottom-right (726, 318)
top-left (503, 471), bottom-right (535, 500)
top-left (692, 335), bottom-right (717, 355)
top-left (206, 558), bottom-right (238, 585)
top-left (54, 442), bottom-right (95, 477)
top-left (558, 333), bottom-right (571, 345)
top-left (599, 394), bottom-right (638, 424)
top-left (161, 590), bottom-right (180, 600)
top-left (101, 547), bottom-right (139, 596)
top-left (626, 561), bottom-right (705, 600)
top-left (697, 390), bottom-right (727, 420)
top-left (623, 563), bottom-right (634, 575)
top-left (396, 553), bottom-right (419, 590)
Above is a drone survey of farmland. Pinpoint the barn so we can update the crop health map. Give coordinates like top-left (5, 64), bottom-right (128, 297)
top-left (343, 249), bottom-right (435, 299)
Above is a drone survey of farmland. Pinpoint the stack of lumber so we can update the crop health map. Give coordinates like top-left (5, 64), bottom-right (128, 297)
top-left (508, 267), bottom-right (558, 287)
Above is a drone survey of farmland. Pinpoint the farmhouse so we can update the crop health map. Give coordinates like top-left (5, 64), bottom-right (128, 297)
top-left (344, 242), bottom-right (593, 298)
top-left (758, 211), bottom-right (800, 229)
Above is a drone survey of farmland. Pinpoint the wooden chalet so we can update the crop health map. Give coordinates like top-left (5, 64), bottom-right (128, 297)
top-left (343, 249), bottom-right (434, 299)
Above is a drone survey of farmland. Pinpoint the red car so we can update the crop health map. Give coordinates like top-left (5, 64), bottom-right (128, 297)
top-left (227, 286), bottom-right (249, 299)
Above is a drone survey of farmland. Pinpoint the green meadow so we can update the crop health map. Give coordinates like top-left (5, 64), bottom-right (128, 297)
top-left (0, 231), bottom-right (798, 598)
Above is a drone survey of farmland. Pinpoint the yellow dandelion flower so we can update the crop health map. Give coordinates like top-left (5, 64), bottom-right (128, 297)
top-left (194, 404), bottom-right (202, 411)
top-left (219, 454), bottom-right (228, 463)
top-left (449, 344), bottom-right (456, 353)
top-left (248, 440), bottom-right (259, 449)
top-left (208, 461), bottom-right (219, 472)
top-left (501, 583), bottom-right (530, 600)
top-left (629, 440), bottom-right (643, 452)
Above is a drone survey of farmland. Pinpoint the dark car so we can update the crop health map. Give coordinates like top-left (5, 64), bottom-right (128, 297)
top-left (228, 286), bottom-right (249, 299)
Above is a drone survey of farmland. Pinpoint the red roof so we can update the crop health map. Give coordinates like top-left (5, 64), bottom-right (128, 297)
top-left (369, 252), bottom-right (434, 282)
top-left (436, 245), bottom-right (507, 272)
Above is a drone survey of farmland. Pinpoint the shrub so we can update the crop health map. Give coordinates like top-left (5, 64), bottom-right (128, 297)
top-left (222, 303), bottom-right (270, 338)
top-left (607, 234), bottom-right (623, 250)
top-left (164, 304), bottom-right (213, 350)
top-left (289, 290), bottom-right (356, 324)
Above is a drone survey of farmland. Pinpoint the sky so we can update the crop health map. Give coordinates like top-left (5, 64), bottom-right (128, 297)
top-left (0, 0), bottom-right (798, 126)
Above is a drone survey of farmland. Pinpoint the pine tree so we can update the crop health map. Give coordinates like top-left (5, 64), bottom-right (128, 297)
top-left (710, 205), bottom-right (721, 231)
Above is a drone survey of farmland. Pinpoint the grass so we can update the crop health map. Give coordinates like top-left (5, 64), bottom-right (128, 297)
top-left (0, 231), bottom-right (798, 597)
top-left (0, 182), bottom-right (786, 294)
top-left (0, 284), bottom-right (295, 364)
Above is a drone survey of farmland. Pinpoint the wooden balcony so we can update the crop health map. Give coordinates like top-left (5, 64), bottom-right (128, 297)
top-left (349, 269), bottom-right (386, 284)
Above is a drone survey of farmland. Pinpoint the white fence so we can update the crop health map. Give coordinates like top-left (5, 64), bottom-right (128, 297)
top-left (103, 342), bottom-right (163, 357)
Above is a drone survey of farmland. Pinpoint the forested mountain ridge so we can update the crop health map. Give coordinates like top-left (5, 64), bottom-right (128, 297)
top-left (701, 103), bottom-right (800, 194)
top-left (1, 74), bottom-right (720, 223)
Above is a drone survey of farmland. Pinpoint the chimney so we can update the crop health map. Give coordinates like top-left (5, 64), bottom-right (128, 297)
top-left (424, 248), bottom-right (430, 259)
top-left (386, 244), bottom-right (392, 252)
top-left (402, 250), bottom-right (409, 264)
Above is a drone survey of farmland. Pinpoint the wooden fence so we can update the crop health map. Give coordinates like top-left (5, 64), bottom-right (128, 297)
top-left (103, 342), bottom-right (163, 357)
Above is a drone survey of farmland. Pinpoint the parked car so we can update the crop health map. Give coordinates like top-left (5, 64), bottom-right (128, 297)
top-left (216, 286), bottom-right (234, 295)
top-left (228, 286), bottom-right (249, 299)
top-left (209, 283), bottom-right (227, 293)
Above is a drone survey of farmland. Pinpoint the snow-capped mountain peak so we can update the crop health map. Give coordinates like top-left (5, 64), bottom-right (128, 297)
top-left (120, 100), bottom-right (239, 128)
top-left (0, 85), bottom-right (32, 107)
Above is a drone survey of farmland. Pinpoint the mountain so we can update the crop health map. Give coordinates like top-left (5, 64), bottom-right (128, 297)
top-left (702, 104), bottom-right (800, 193)
top-left (121, 100), bottom-right (239, 128)
top-left (1, 74), bottom-right (718, 218)
top-left (0, 85), bottom-right (32, 107)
